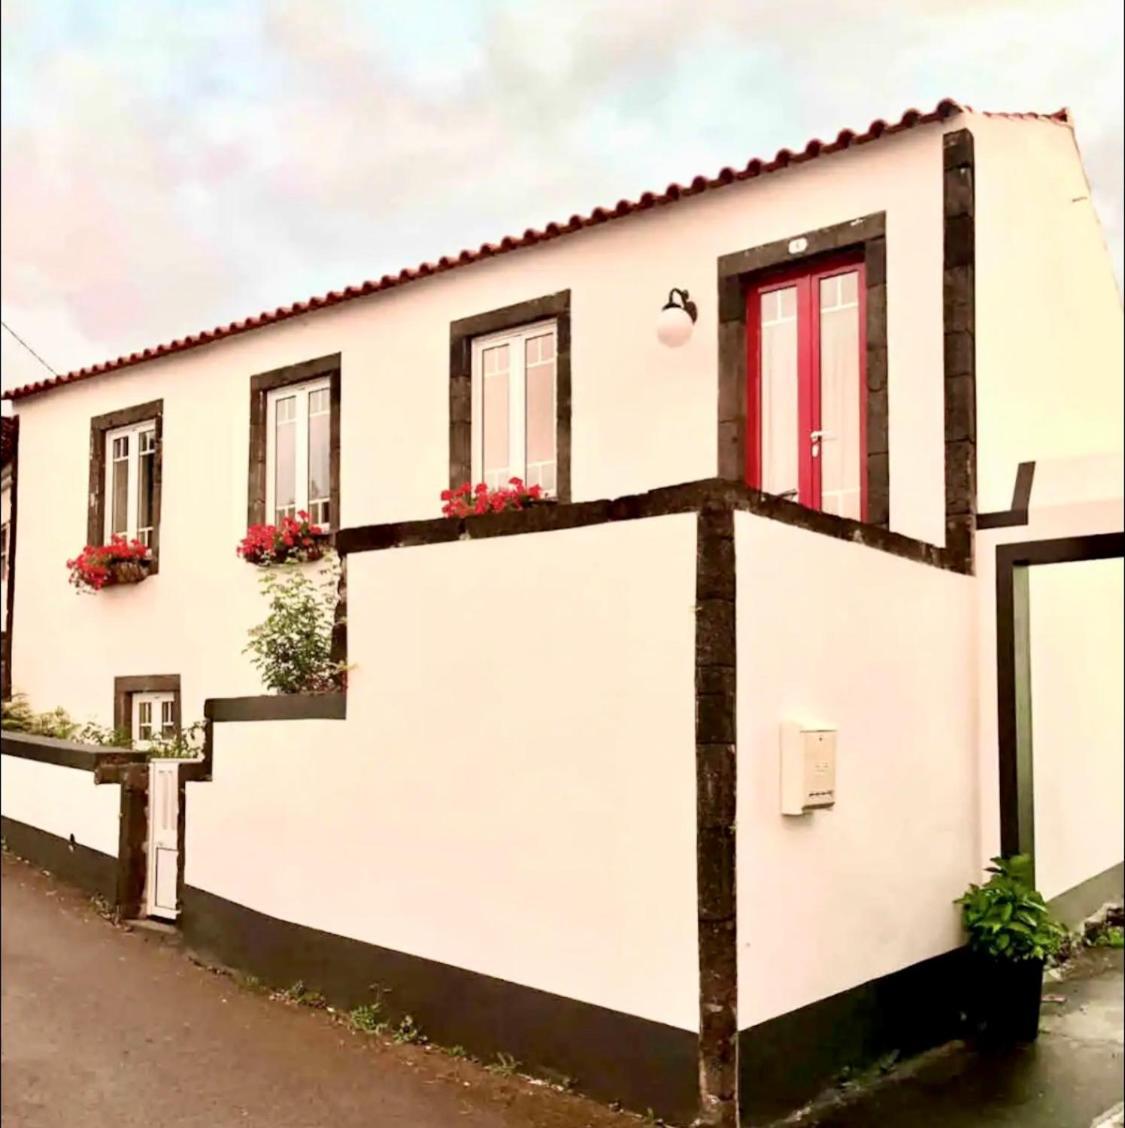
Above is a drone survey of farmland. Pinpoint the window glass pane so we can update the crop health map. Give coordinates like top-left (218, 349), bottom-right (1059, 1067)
top-left (308, 391), bottom-right (331, 526)
top-left (759, 286), bottom-right (799, 499)
top-left (525, 332), bottom-right (556, 494)
top-left (161, 699), bottom-right (176, 738)
top-left (111, 435), bottom-right (129, 537)
top-left (137, 700), bottom-right (152, 743)
top-left (482, 343), bottom-right (510, 488)
top-left (137, 430), bottom-right (155, 546)
top-left (274, 396), bottom-right (297, 522)
top-left (818, 272), bottom-right (862, 519)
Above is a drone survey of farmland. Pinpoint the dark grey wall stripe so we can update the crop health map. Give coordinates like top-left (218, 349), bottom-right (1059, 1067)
top-left (182, 885), bottom-right (698, 1122)
top-left (203, 693), bottom-right (346, 723)
top-left (1, 815), bottom-right (117, 902)
top-left (695, 507), bottom-right (739, 1126)
top-left (0, 730), bottom-right (146, 772)
top-left (977, 461), bottom-right (1036, 529)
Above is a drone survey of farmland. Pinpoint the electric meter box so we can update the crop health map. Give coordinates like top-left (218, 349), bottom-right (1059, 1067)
top-left (780, 722), bottom-right (837, 816)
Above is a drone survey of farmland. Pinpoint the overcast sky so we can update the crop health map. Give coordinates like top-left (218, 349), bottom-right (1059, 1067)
top-left (2, 0), bottom-right (1122, 391)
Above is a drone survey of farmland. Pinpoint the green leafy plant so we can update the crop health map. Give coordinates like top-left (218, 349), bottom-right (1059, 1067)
top-left (486, 1051), bottom-right (519, 1077)
top-left (389, 1015), bottom-right (425, 1045)
top-left (2, 693), bottom-right (79, 739)
top-left (244, 557), bottom-right (344, 694)
top-left (956, 855), bottom-right (1065, 961)
top-left (348, 1003), bottom-right (383, 1034)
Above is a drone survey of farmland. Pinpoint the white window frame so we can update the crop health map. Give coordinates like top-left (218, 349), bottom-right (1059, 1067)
top-left (265, 377), bottom-right (332, 528)
top-left (131, 691), bottom-right (177, 750)
top-left (470, 318), bottom-right (558, 494)
top-left (104, 419), bottom-right (157, 545)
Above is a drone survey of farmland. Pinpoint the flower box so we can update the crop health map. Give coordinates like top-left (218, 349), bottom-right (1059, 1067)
top-left (441, 478), bottom-right (551, 518)
top-left (67, 537), bottom-right (153, 592)
top-left (238, 512), bottom-right (330, 566)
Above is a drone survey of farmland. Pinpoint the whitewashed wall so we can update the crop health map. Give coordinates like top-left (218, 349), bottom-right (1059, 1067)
top-left (11, 118), bottom-right (953, 728)
top-left (0, 753), bottom-right (120, 857)
top-left (974, 115), bottom-right (1125, 512)
top-left (734, 512), bottom-right (977, 1026)
top-left (186, 516), bottom-right (699, 1029)
top-left (1029, 557), bottom-right (1124, 901)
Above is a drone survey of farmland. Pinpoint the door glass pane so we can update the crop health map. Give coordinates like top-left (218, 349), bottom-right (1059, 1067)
top-left (818, 272), bottom-right (862, 519)
top-left (524, 332), bottom-right (556, 494)
top-left (111, 435), bottom-right (130, 537)
top-left (759, 287), bottom-right (799, 499)
top-left (137, 430), bottom-right (156, 546)
top-left (482, 343), bottom-right (510, 489)
top-left (307, 388), bottom-right (331, 526)
top-left (274, 396), bottom-right (297, 522)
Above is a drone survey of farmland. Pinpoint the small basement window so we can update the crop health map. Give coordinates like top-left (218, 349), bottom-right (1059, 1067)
top-left (471, 320), bottom-right (558, 493)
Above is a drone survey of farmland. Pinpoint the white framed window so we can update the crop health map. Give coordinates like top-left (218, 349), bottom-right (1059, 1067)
top-left (471, 319), bottom-right (558, 493)
top-left (104, 420), bottom-right (157, 545)
top-left (266, 378), bottom-right (332, 527)
top-left (131, 691), bottom-right (176, 749)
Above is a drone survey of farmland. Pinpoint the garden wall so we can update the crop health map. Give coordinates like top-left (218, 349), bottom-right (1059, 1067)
top-left (733, 512), bottom-right (978, 1121)
top-left (182, 514), bottom-right (700, 1120)
top-left (1, 734), bottom-right (125, 900)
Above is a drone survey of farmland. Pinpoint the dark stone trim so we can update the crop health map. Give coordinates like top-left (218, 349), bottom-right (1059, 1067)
top-left (181, 884), bottom-right (697, 1123)
top-left (449, 291), bottom-right (571, 502)
top-left (1, 815), bottom-right (117, 902)
top-left (247, 354), bottom-right (341, 528)
top-left (695, 509), bottom-right (738, 1126)
top-left (995, 533), bottom-right (1125, 872)
top-left (87, 399), bottom-right (164, 574)
top-left (337, 478), bottom-right (964, 573)
top-left (115, 762), bottom-right (149, 919)
top-left (942, 129), bottom-right (977, 571)
top-left (716, 213), bottom-right (890, 529)
top-left (1047, 861), bottom-right (1124, 927)
top-left (737, 947), bottom-right (969, 1125)
top-left (977, 462), bottom-right (1036, 530)
top-left (204, 693), bottom-right (347, 723)
top-left (0, 730), bottom-right (146, 772)
top-left (112, 674), bottom-right (182, 736)
top-left (2, 416), bottom-right (18, 699)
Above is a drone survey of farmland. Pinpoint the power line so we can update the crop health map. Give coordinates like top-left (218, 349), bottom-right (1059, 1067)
top-left (1, 318), bottom-right (58, 376)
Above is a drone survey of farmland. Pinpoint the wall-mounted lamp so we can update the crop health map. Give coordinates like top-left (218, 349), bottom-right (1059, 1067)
top-left (656, 288), bottom-right (698, 348)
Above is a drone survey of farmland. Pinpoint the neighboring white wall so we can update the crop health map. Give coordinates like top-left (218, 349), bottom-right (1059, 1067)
top-left (186, 516), bottom-right (699, 1029)
top-left (974, 114), bottom-right (1125, 512)
top-left (975, 454), bottom-right (1125, 871)
top-left (735, 512), bottom-right (977, 1027)
top-left (0, 753), bottom-right (120, 856)
top-left (1029, 557), bottom-right (1124, 901)
top-left (11, 119), bottom-right (952, 726)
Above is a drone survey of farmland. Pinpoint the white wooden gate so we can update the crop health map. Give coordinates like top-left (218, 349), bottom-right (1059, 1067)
top-left (146, 760), bottom-right (182, 920)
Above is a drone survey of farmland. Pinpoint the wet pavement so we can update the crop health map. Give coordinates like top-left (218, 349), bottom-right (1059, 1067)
top-left (0, 852), bottom-right (639, 1128)
top-left (799, 946), bottom-right (1124, 1128)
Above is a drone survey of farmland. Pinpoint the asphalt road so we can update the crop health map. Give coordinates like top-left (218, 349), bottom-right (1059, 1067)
top-left (0, 852), bottom-right (638, 1128)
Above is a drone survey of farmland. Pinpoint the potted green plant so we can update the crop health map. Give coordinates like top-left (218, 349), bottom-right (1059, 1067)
top-left (955, 854), bottom-right (1066, 1043)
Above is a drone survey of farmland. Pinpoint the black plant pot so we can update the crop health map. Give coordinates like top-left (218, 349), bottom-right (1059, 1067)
top-left (971, 954), bottom-right (1045, 1044)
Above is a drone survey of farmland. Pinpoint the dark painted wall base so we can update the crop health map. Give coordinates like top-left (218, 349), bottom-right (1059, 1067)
top-left (1, 815), bottom-right (117, 902)
top-left (182, 886), bottom-right (698, 1123)
top-left (738, 947), bottom-right (969, 1124)
top-left (1049, 862), bottom-right (1124, 927)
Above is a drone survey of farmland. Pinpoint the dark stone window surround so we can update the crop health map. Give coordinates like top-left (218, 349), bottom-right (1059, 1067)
top-left (87, 399), bottom-right (164, 573)
top-left (247, 354), bottom-right (342, 530)
top-left (113, 673), bottom-right (182, 738)
top-left (716, 129), bottom-right (978, 576)
top-left (717, 212), bottom-right (889, 528)
top-left (449, 290), bottom-right (572, 501)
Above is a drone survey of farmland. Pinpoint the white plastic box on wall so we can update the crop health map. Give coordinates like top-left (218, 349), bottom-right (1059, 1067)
top-left (780, 722), bottom-right (837, 816)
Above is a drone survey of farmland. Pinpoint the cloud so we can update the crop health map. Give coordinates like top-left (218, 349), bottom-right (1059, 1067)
top-left (1, 0), bottom-right (1121, 389)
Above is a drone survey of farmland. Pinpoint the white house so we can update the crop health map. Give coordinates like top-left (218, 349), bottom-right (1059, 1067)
top-left (1, 99), bottom-right (1122, 1127)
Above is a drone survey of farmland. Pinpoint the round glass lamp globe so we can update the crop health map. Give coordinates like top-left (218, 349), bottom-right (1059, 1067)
top-left (656, 304), bottom-right (694, 348)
